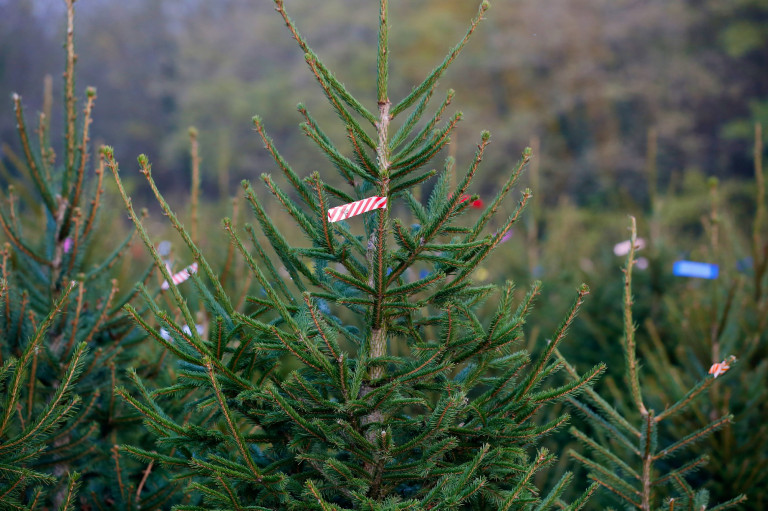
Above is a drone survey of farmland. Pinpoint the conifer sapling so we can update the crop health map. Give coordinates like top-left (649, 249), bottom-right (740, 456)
top-left (111, 1), bottom-right (605, 508)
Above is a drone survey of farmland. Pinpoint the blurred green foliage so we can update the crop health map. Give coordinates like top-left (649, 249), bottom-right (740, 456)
top-left (2, 0), bottom-right (767, 202)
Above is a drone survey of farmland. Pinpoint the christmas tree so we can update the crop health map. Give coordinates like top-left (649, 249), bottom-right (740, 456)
top-left (638, 128), bottom-right (768, 508)
top-left (0, 1), bottom-right (154, 507)
top-left (108, 0), bottom-right (606, 508)
top-left (556, 217), bottom-right (747, 510)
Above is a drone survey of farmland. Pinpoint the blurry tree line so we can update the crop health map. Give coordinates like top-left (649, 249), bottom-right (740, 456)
top-left (2, 0), bottom-right (767, 205)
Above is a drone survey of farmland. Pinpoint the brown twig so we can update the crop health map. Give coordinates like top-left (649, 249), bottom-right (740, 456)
top-left (189, 127), bottom-right (200, 245)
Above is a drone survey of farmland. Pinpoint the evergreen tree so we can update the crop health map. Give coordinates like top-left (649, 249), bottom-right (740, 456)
top-left (0, 1), bottom-right (155, 507)
top-left (632, 126), bottom-right (768, 508)
top-left (109, 1), bottom-right (605, 508)
top-left (556, 218), bottom-right (748, 510)
top-left (0, 283), bottom-right (83, 509)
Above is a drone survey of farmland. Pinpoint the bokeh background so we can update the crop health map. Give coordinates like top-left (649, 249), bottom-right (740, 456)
top-left (2, 0), bottom-right (766, 202)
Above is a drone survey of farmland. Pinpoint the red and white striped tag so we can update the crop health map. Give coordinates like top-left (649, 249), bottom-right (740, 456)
top-left (161, 262), bottom-right (198, 290)
top-left (708, 356), bottom-right (735, 378)
top-left (328, 196), bottom-right (387, 223)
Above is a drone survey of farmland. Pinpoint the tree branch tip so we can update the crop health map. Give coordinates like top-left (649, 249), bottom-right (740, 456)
top-left (137, 154), bottom-right (149, 166)
top-left (101, 146), bottom-right (114, 158)
top-left (85, 86), bottom-right (97, 98)
top-left (480, 130), bottom-right (490, 141)
top-left (241, 179), bottom-right (250, 189)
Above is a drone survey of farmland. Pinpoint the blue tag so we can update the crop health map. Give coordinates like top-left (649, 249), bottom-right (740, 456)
top-left (419, 269), bottom-right (430, 280)
top-left (673, 260), bottom-right (719, 279)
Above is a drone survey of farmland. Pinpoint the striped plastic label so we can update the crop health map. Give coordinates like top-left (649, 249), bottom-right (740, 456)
top-left (328, 196), bottom-right (387, 223)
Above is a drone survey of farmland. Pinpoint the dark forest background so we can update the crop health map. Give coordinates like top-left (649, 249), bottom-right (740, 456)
top-left (2, 0), bottom-right (767, 207)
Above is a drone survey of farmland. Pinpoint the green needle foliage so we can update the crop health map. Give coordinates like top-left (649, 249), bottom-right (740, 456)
top-left (110, 1), bottom-right (606, 508)
top-left (0, 0), bottom-right (152, 507)
top-left (0, 282), bottom-right (82, 509)
top-left (635, 126), bottom-right (768, 508)
top-left (557, 218), bottom-right (748, 511)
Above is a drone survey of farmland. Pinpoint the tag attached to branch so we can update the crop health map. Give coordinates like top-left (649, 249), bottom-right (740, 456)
top-left (672, 260), bottom-right (719, 279)
top-left (161, 262), bottom-right (198, 290)
top-left (613, 238), bottom-right (646, 256)
top-left (328, 196), bottom-right (387, 223)
top-left (709, 356), bottom-right (735, 378)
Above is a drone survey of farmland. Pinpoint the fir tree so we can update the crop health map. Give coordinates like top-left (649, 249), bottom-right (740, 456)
top-left (109, 1), bottom-right (605, 508)
top-left (0, 0), bottom-right (153, 507)
top-left (556, 217), bottom-right (748, 510)
top-left (0, 282), bottom-right (83, 509)
top-left (631, 125), bottom-right (767, 508)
